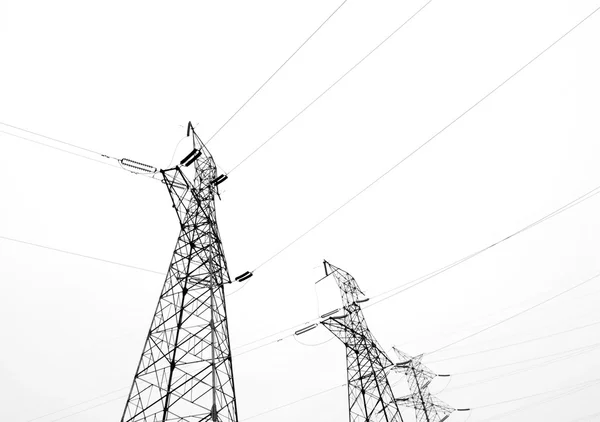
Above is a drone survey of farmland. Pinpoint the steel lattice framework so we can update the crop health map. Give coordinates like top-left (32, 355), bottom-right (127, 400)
top-left (392, 347), bottom-right (453, 422)
top-left (320, 261), bottom-right (404, 422)
top-left (121, 125), bottom-right (238, 422)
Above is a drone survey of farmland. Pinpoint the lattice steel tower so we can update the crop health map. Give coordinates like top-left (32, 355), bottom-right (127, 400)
top-left (392, 347), bottom-right (454, 422)
top-left (121, 123), bottom-right (240, 422)
top-left (320, 260), bottom-right (404, 422)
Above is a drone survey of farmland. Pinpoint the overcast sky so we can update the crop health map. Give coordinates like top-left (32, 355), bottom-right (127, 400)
top-left (1, 1), bottom-right (600, 421)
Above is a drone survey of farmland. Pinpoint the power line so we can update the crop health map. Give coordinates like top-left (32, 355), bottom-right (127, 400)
top-left (0, 121), bottom-right (114, 159)
top-left (452, 341), bottom-right (600, 376)
top-left (0, 125), bottom-right (160, 179)
top-left (49, 396), bottom-right (126, 422)
top-left (5, 176), bottom-right (599, 360)
top-left (445, 345), bottom-right (600, 393)
top-left (426, 319), bottom-right (600, 364)
top-left (473, 377), bottom-right (600, 410)
top-left (249, 4), bottom-right (600, 272)
top-left (0, 130), bottom-right (120, 169)
top-left (25, 387), bottom-right (128, 422)
top-left (364, 182), bottom-right (600, 308)
top-left (227, 0), bottom-right (433, 175)
top-left (3, 176), bottom-right (600, 354)
top-left (426, 270), bottom-right (600, 356)
top-left (241, 383), bottom-right (346, 421)
top-left (206, 0), bottom-right (350, 146)
top-left (451, 343), bottom-right (600, 380)
top-left (475, 378), bottom-right (600, 422)
top-left (0, 235), bottom-right (165, 275)
top-left (30, 288), bottom-right (600, 421)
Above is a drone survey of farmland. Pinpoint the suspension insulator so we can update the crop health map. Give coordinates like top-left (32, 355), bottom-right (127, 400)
top-left (120, 158), bottom-right (157, 174)
top-left (213, 174), bottom-right (228, 186)
top-left (234, 271), bottom-right (253, 282)
top-left (320, 308), bottom-right (341, 318)
top-left (180, 149), bottom-right (202, 167)
top-left (294, 324), bottom-right (318, 336)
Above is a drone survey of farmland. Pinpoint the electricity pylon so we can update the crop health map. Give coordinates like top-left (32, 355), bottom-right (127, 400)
top-left (121, 123), bottom-right (241, 422)
top-left (320, 260), bottom-right (404, 422)
top-left (392, 347), bottom-right (454, 422)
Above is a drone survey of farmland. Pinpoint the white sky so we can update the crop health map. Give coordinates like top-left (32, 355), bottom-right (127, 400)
top-left (1, 1), bottom-right (600, 421)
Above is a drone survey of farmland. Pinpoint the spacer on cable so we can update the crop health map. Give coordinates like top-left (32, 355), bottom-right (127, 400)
top-left (234, 271), bottom-right (253, 282)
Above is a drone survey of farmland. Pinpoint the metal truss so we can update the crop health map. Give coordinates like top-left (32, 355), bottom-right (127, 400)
top-left (121, 124), bottom-right (238, 422)
top-left (392, 348), bottom-right (454, 422)
top-left (320, 260), bottom-right (404, 422)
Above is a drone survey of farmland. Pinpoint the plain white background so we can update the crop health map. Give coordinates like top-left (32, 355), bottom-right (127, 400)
top-left (1, 1), bottom-right (600, 421)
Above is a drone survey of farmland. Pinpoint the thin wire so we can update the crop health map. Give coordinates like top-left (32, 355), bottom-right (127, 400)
top-left (3, 177), bottom-right (600, 353)
top-left (293, 333), bottom-right (336, 347)
top-left (427, 271), bottom-right (600, 356)
top-left (250, 4), bottom-right (600, 271)
top-left (0, 235), bottom-right (165, 275)
top-left (206, 0), bottom-right (350, 146)
top-left (473, 376), bottom-right (600, 410)
top-left (25, 387), bottom-right (128, 422)
top-left (48, 394), bottom-right (127, 422)
top-left (167, 134), bottom-right (189, 168)
top-left (445, 346), bottom-right (600, 393)
top-left (225, 278), bottom-right (253, 298)
top-left (0, 130), bottom-right (120, 169)
top-left (240, 383), bottom-right (346, 421)
top-left (234, 332), bottom-right (296, 358)
top-left (452, 341), bottom-right (600, 376)
top-left (32, 299), bottom-right (600, 421)
top-left (432, 376), bottom-right (452, 395)
top-left (475, 379), bottom-right (600, 421)
top-left (463, 410), bottom-right (473, 422)
top-left (228, 0), bottom-right (433, 174)
top-left (426, 319), bottom-right (600, 364)
top-left (0, 121), bottom-right (115, 158)
top-left (364, 183), bottom-right (600, 309)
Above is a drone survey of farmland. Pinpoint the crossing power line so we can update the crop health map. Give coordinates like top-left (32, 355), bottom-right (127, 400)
top-left (206, 0), bottom-right (350, 146)
top-left (2, 177), bottom-right (600, 355)
top-left (248, 3), bottom-right (600, 271)
top-left (3, 4), bottom-right (598, 289)
top-left (426, 270), bottom-right (600, 356)
top-left (226, 0), bottom-right (434, 174)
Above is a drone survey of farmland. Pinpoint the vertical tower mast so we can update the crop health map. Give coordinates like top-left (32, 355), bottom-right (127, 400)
top-left (121, 123), bottom-right (238, 422)
top-left (320, 260), bottom-right (404, 422)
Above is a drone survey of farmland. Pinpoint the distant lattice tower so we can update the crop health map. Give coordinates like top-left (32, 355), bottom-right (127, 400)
top-left (392, 347), bottom-right (454, 422)
top-left (319, 260), bottom-right (404, 422)
top-left (121, 123), bottom-right (248, 422)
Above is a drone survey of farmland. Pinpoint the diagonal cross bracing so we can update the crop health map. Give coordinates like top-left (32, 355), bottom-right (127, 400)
top-left (121, 125), bottom-right (238, 422)
top-left (321, 261), bottom-right (404, 422)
